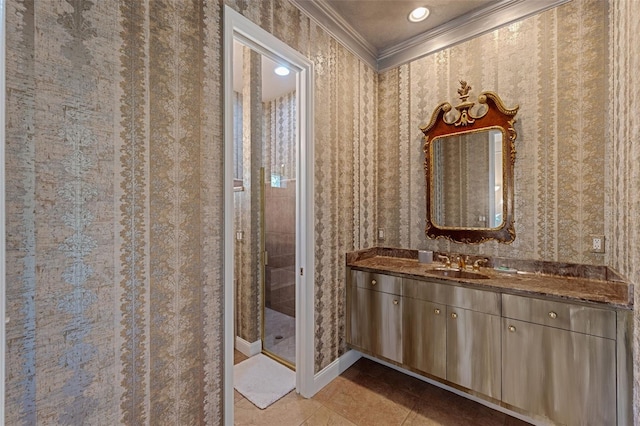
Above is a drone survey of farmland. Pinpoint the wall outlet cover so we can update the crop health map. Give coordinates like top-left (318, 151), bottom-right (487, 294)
top-left (591, 235), bottom-right (605, 253)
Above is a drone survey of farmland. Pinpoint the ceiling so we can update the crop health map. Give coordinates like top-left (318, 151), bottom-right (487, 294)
top-left (233, 40), bottom-right (297, 102)
top-left (322, 0), bottom-right (494, 52)
top-left (291, 0), bottom-right (570, 71)
top-left (232, 0), bottom-right (569, 100)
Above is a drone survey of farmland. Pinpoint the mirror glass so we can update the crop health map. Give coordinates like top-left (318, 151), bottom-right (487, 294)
top-left (431, 128), bottom-right (504, 229)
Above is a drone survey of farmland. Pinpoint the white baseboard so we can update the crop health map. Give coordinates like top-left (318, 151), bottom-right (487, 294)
top-left (307, 349), bottom-right (362, 396)
top-left (235, 336), bottom-right (262, 357)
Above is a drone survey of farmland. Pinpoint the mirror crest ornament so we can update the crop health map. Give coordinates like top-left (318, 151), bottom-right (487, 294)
top-left (421, 81), bottom-right (519, 244)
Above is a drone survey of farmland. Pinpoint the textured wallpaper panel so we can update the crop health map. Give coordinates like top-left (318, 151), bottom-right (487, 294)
top-left (6, 0), bottom-right (226, 424)
top-left (5, 0), bottom-right (37, 424)
top-left (377, 0), bottom-right (608, 265)
top-left (147, 1), bottom-right (207, 422)
top-left (6, 0), bottom-right (119, 423)
top-left (608, 0), bottom-right (640, 420)
top-left (226, 2), bottom-right (378, 372)
top-left (117, 0), bottom-right (149, 423)
top-left (199, 0), bottom-right (225, 421)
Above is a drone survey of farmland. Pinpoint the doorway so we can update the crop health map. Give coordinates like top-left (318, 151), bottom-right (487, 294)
top-left (232, 39), bottom-right (298, 369)
top-left (223, 6), bottom-right (315, 424)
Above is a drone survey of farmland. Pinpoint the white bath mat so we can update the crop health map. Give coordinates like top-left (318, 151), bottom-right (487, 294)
top-left (234, 354), bottom-right (295, 409)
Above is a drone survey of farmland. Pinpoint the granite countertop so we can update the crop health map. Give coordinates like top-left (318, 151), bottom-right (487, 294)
top-left (347, 248), bottom-right (633, 310)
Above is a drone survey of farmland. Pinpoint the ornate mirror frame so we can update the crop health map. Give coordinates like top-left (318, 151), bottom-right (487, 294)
top-left (421, 81), bottom-right (519, 244)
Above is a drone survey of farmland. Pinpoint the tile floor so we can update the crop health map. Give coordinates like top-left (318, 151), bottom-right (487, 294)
top-left (234, 351), bottom-right (532, 426)
top-left (263, 307), bottom-right (295, 365)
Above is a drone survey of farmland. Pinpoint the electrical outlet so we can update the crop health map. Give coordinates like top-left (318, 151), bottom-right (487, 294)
top-left (378, 228), bottom-right (385, 240)
top-left (591, 235), bottom-right (605, 253)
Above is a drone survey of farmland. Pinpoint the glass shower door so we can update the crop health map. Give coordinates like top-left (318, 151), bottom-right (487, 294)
top-left (262, 169), bottom-right (296, 368)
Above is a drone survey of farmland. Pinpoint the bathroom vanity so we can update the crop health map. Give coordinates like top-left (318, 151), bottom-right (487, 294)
top-left (346, 248), bottom-right (633, 426)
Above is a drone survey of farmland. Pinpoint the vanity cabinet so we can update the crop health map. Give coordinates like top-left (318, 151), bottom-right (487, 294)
top-left (403, 276), bottom-right (501, 398)
top-left (447, 306), bottom-right (501, 399)
top-left (348, 271), bottom-right (402, 363)
top-left (502, 294), bottom-right (617, 425)
top-left (347, 268), bottom-right (630, 425)
top-left (403, 297), bottom-right (446, 377)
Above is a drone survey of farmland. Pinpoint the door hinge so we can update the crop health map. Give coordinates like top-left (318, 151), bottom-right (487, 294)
top-left (300, 267), bottom-right (304, 276)
top-left (264, 250), bottom-right (268, 266)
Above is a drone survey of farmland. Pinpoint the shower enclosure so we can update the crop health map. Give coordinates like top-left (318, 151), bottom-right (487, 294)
top-left (233, 40), bottom-right (297, 369)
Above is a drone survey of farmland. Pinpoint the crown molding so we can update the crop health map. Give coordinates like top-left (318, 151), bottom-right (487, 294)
top-left (378, 0), bottom-right (571, 72)
top-left (290, 0), bottom-right (378, 70)
top-left (290, 0), bottom-right (571, 73)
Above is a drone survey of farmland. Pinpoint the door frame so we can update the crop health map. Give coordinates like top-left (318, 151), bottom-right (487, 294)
top-left (223, 6), bottom-right (315, 424)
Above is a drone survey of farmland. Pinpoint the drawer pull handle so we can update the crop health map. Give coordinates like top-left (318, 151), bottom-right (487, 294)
top-left (548, 311), bottom-right (557, 319)
top-left (508, 325), bottom-right (516, 332)
top-left (371, 279), bottom-right (377, 286)
top-left (393, 299), bottom-right (399, 305)
top-left (451, 312), bottom-right (458, 319)
top-left (434, 308), bottom-right (441, 315)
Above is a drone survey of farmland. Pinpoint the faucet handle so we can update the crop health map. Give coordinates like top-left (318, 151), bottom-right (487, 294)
top-left (437, 255), bottom-right (451, 268)
top-left (473, 258), bottom-right (489, 270)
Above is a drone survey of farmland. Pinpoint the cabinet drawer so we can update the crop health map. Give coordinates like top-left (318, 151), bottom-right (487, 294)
top-left (404, 278), bottom-right (500, 315)
top-left (403, 278), bottom-right (451, 305)
top-left (502, 294), bottom-right (616, 339)
top-left (353, 270), bottom-right (401, 295)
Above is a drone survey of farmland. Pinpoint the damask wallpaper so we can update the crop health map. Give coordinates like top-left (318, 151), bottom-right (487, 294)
top-left (4, 0), bottom-right (639, 424)
top-left (378, 0), bottom-right (638, 418)
top-left (608, 0), bottom-right (640, 417)
top-left (378, 0), bottom-right (609, 265)
top-left (5, 0), bottom-right (376, 423)
top-left (6, 0), bottom-right (225, 423)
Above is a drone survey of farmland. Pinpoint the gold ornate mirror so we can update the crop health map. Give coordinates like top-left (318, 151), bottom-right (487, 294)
top-left (421, 81), bottom-right (519, 244)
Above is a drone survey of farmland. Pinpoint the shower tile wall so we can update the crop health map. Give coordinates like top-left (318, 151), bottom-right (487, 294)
top-left (265, 180), bottom-right (296, 317)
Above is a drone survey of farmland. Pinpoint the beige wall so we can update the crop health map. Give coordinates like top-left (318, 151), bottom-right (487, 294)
top-left (378, 0), bottom-right (638, 419)
top-left (378, 0), bottom-right (608, 265)
top-left (608, 1), bottom-right (640, 418)
top-left (5, 0), bottom-right (376, 423)
top-left (5, 0), bottom-right (638, 424)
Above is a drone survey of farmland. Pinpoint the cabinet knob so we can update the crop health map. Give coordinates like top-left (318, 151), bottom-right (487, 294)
top-left (548, 311), bottom-right (557, 319)
top-left (508, 325), bottom-right (516, 332)
top-left (434, 308), bottom-right (441, 315)
top-left (393, 299), bottom-right (399, 305)
top-left (450, 312), bottom-right (458, 319)
top-left (371, 279), bottom-right (377, 286)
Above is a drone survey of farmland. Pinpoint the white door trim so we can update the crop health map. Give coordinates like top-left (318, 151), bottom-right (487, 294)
top-left (223, 6), bottom-right (315, 424)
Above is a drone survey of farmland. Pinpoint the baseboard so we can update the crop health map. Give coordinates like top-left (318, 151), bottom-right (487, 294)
top-left (308, 349), bottom-right (362, 396)
top-left (235, 336), bottom-right (261, 357)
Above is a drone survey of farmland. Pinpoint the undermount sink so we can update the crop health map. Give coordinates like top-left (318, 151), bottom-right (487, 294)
top-left (427, 268), bottom-right (490, 280)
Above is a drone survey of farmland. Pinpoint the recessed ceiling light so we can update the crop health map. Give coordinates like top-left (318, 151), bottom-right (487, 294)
top-left (274, 66), bottom-right (290, 76)
top-left (408, 6), bottom-right (430, 23)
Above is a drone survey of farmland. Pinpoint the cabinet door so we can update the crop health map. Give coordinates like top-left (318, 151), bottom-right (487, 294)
top-left (349, 286), bottom-right (402, 363)
top-left (403, 298), bottom-right (446, 378)
top-left (446, 307), bottom-right (501, 399)
top-left (502, 318), bottom-right (616, 426)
